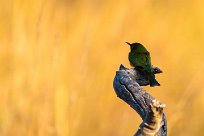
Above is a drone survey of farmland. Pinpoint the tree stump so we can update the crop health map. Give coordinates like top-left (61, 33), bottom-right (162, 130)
top-left (113, 64), bottom-right (167, 136)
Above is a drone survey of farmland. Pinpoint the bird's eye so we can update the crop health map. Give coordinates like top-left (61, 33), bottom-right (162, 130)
top-left (131, 46), bottom-right (134, 50)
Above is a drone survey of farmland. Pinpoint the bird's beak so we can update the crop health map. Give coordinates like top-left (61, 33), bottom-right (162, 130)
top-left (126, 42), bottom-right (131, 46)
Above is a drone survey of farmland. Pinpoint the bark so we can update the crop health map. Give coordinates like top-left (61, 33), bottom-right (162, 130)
top-left (113, 64), bottom-right (167, 136)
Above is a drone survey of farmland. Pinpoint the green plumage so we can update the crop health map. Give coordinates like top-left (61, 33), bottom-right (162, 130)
top-left (126, 42), bottom-right (160, 87)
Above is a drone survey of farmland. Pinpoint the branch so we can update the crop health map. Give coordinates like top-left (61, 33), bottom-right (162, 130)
top-left (113, 64), bottom-right (167, 136)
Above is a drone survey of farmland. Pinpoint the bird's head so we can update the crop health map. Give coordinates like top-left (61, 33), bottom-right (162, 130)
top-left (126, 42), bottom-right (143, 51)
top-left (126, 42), bottom-right (134, 50)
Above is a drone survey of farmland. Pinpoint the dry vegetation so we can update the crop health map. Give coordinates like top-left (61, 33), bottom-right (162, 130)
top-left (1, 0), bottom-right (204, 135)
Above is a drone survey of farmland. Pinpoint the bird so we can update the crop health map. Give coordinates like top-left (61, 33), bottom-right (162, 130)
top-left (126, 42), bottom-right (160, 87)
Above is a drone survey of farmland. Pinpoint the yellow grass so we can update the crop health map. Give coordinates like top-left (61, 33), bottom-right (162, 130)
top-left (1, 0), bottom-right (204, 135)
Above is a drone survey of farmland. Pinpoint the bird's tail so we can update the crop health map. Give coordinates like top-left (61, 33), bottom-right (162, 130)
top-left (149, 73), bottom-right (160, 87)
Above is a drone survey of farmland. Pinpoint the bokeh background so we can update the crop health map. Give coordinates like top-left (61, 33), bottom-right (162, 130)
top-left (1, 0), bottom-right (204, 135)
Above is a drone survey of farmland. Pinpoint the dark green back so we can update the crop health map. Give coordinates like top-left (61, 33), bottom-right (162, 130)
top-left (128, 43), bottom-right (152, 72)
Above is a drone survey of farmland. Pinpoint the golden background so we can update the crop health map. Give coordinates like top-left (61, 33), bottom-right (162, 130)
top-left (1, 0), bottom-right (204, 135)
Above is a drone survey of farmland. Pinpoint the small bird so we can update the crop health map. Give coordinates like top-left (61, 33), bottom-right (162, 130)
top-left (126, 42), bottom-right (160, 87)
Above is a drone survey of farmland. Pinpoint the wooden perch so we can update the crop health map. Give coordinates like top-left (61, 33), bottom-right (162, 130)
top-left (113, 64), bottom-right (167, 136)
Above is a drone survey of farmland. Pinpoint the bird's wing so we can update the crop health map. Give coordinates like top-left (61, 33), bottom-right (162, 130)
top-left (136, 53), bottom-right (152, 72)
top-left (130, 53), bottom-right (147, 67)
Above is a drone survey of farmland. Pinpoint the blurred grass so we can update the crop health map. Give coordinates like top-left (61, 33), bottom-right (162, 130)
top-left (1, 0), bottom-right (204, 135)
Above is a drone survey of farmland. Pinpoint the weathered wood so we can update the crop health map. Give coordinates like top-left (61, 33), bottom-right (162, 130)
top-left (113, 64), bottom-right (167, 136)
